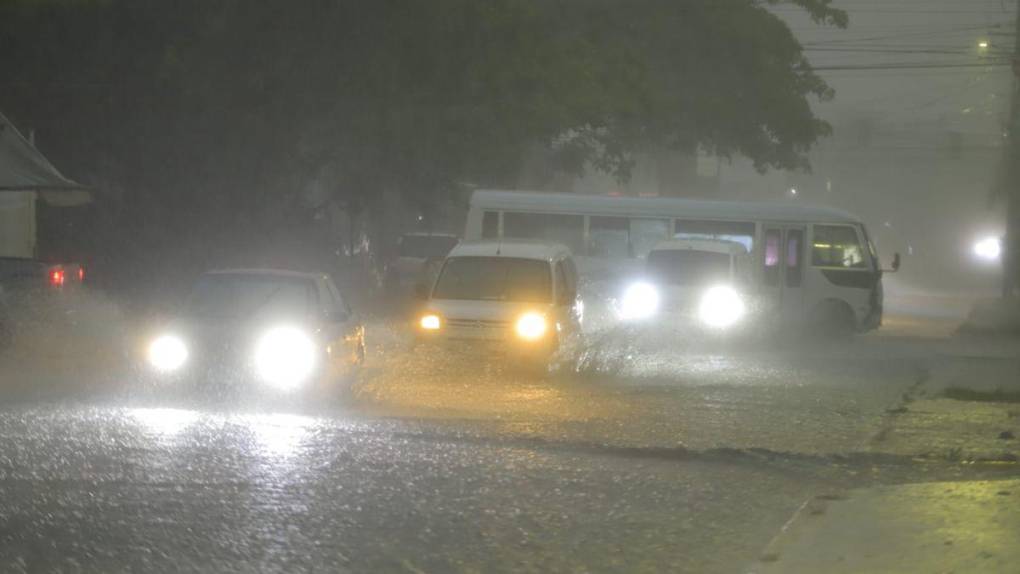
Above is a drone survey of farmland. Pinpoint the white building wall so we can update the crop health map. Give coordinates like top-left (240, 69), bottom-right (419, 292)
top-left (0, 191), bottom-right (36, 258)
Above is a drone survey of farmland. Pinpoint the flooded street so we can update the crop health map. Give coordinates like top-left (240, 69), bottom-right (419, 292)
top-left (0, 403), bottom-right (829, 573)
top-left (2, 308), bottom-right (1018, 572)
top-left (4, 0), bottom-right (1020, 570)
top-left (358, 315), bottom-right (940, 454)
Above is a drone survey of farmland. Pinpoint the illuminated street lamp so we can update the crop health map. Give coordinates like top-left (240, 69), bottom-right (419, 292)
top-left (973, 236), bottom-right (1002, 262)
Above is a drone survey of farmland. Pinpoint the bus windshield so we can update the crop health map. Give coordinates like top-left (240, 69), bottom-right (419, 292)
top-left (432, 257), bottom-right (552, 302)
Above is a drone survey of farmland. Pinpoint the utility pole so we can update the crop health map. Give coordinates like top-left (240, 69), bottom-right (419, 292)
top-left (1005, 0), bottom-right (1020, 298)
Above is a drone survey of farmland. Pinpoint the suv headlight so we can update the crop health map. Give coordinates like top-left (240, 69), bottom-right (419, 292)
top-left (254, 327), bottom-right (317, 390)
top-left (698, 285), bottom-right (746, 329)
top-left (619, 282), bottom-right (660, 321)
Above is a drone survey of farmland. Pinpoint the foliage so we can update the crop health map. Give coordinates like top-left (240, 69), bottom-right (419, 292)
top-left (0, 0), bottom-right (845, 287)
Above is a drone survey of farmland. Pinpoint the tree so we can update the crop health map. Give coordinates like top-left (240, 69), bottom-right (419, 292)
top-left (0, 0), bottom-right (846, 291)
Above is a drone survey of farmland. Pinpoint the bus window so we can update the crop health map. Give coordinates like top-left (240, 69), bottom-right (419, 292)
top-left (589, 216), bottom-right (631, 258)
top-left (481, 211), bottom-right (499, 239)
top-left (786, 229), bottom-right (803, 287)
top-left (630, 219), bottom-right (670, 258)
top-left (812, 225), bottom-right (867, 269)
top-left (675, 220), bottom-right (755, 252)
top-left (763, 229), bottom-right (781, 286)
top-left (503, 212), bottom-right (585, 254)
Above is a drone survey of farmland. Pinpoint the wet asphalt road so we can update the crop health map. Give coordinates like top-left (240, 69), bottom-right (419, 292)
top-left (0, 404), bottom-right (836, 573)
top-left (0, 313), bottom-right (1016, 572)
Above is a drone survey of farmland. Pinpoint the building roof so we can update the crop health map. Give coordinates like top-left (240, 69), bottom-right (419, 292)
top-left (471, 190), bottom-right (861, 225)
top-left (0, 111), bottom-right (85, 196)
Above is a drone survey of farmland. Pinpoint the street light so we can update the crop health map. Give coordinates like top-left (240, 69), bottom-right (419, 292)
top-left (973, 236), bottom-right (1002, 262)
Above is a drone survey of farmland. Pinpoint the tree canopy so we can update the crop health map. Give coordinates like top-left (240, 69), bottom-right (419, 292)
top-left (0, 0), bottom-right (846, 281)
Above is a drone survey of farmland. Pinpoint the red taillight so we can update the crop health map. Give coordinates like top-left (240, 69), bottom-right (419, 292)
top-left (77, 266), bottom-right (85, 282)
top-left (49, 268), bottom-right (65, 287)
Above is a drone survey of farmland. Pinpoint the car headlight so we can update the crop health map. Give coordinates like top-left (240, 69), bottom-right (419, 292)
top-left (619, 282), bottom-right (660, 321)
top-left (254, 327), bottom-right (317, 390)
top-left (698, 285), bottom-right (746, 329)
top-left (147, 334), bottom-right (189, 372)
top-left (420, 314), bottom-right (441, 330)
top-left (515, 312), bottom-right (548, 341)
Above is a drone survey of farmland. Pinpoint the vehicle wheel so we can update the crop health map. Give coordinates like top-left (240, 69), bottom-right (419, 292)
top-left (808, 301), bottom-right (856, 339)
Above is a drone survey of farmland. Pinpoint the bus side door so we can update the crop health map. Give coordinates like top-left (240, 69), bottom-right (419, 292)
top-left (761, 225), bottom-right (806, 324)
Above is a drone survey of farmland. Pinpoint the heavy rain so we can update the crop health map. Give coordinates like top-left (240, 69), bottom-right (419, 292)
top-left (1, 1), bottom-right (1020, 572)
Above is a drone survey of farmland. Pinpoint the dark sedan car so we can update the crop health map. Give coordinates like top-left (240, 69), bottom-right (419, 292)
top-left (144, 269), bottom-right (365, 392)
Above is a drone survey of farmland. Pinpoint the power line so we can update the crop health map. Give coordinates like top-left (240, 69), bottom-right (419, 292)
top-left (811, 61), bottom-right (1012, 71)
top-left (805, 47), bottom-right (1001, 55)
top-left (777, 8), bottom-right (1015, 15)
top-left (802, 23), bottom-right (1011, 46)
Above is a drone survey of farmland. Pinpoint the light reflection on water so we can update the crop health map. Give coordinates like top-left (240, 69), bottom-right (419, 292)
top-left (129, 407), bottom-right (318, 460)
top-left (131, 407), bottom-right (200, 437)
top-left (244, 412), bottom-right (315, 457)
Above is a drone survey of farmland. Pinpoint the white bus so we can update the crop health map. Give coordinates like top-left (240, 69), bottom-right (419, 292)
top-left (465, 190), bottom-right (897, 333)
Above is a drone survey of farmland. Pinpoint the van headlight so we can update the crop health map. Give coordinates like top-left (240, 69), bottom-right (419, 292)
top-left (147, 334), bottom-right (189, 372)
top-left (420, 314), bottom-right (441, 331)
top-left (515, 312), bottom-right (548, 341)
top-left (254, 327), bottom-right (317, 390)
top-left (619, 282), bottom-right (660, 321)
top-left (698, 285), bottom-right (746, 329)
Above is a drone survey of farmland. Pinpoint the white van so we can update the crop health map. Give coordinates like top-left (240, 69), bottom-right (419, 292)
top-left (415, 240), bottom-right (582, 369)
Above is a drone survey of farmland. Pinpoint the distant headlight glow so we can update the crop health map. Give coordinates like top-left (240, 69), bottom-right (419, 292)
top-left (973, 236), bottom-right (1002, 262)
top-left (619, 282), bottom-right (660, 321)
top-left (515, 312), bottom-right (548, 341)
top-left (254, 327), bottom-right (317, 390)
top-left (698, 285), bottom-right (746, 329)
top-left (420, 314), bottom-right (441, 330)
top-left (147, 334), bottom-right (188, 372)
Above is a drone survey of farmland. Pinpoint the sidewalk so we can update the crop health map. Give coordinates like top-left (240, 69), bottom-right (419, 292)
top-left (751, 479), bottom-right (1020, 574)
top-left (864, 333), bottom-right (1020, 462)
top-left (751, 328), bottom-right (1020, 573)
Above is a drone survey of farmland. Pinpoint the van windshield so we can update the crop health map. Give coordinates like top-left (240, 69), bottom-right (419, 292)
top-left (432, 257), bottom-right (551, 303)
top-left (647, 250), bottom-right (732, 286)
